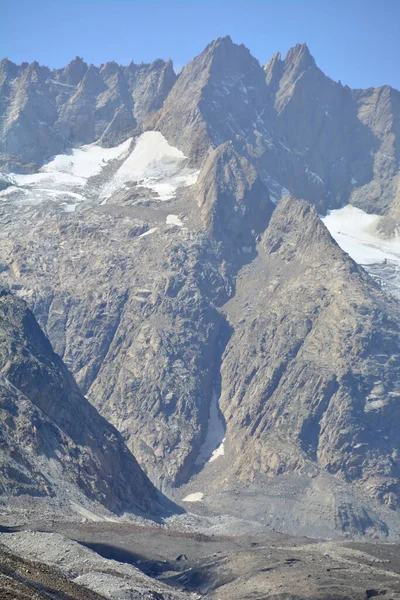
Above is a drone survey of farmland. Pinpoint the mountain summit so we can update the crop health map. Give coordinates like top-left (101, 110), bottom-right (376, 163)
top-left (0, 36), bottom-right (399, 540)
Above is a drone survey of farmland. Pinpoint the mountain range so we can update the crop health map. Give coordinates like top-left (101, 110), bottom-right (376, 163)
top-left (0, 35), bottom-right (400, 599)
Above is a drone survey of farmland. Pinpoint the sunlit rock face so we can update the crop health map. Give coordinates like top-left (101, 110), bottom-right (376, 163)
top-left (1, 38), bottom-right (400, 538)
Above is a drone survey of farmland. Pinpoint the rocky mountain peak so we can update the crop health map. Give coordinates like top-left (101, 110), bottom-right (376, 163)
top-left (264, 50), bottom-right (284, 87)
top-left (63, 55), bottom-right (88, 85)
top-left (99, 60), bottom-right (120, 77)
top-left (206, 35), bottom-right (261, 78)
top-left (284, 42), bottom-right (315, 71)
top-left (262, 195), bottom-right (363, 271)
top-left (0, 57), bottom-right (18, 77)
top-left (196, 141), bottom-right (274, 253)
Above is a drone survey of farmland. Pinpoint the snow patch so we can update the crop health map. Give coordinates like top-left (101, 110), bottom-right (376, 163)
top-left (305, 166), bottom-right (324, 184)
top-left (195, 391), bottom-right (226, 465)
top-left (182, 492), bottom-right (204, 503)
top-left (139, 227), bottom-right (158, 238)
top-left (322, 205), bottom-right (400, 265)
top-left (365, 399), bottom-right (386, 412)
top-left (12, 139), bottom-right (130, 190)
top-left (42, 139), bottom-right (131, 181)
top-left (62, 203), bottom-right (78, 213)
top-left (2, 139), bottom-right (132, 210)
top-left (101, 131), bottom-right (199, 202)
top-left (323, 205), bottom-right (400, 298)
top-left (166, 214), bottom-right (183, 227)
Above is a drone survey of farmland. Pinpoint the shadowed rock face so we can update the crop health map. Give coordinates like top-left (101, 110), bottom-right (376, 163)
top-left (151, 37), bottom-right (400, 215)
top-left (0, 288), bottom-right (176, 516)
top-left (0, 56), bottom-right (176, 171)
top-left (195, 141), bottom-right (274, 255)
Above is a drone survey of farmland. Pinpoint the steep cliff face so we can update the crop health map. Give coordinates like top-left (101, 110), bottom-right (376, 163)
top-left (0, 288), bottom-right (174, 516)
top-left (195, 141), bottom-right (274, 255)
top-left (217, 196), bottom-right (400, 509)
top-left (151, 38), bottom-right (400, 215)
top-left (151, 36), bottom-right (269, 165)
top-left (0, 56), bottom-right (176, 171)
top-left (1, 37), bottom-right (400, 537)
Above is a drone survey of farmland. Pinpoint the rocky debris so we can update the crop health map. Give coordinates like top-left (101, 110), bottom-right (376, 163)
top-left (0, 288), bottom-right (178, 517)
top-left (0, 542), bottom-right (106, 600)
top-left (0, 531), bottom-right (194, 599)
top-left (3, 521), bottom-right (400, 600)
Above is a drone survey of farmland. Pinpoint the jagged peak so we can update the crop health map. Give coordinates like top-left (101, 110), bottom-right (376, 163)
top-left (192, 35), bottom-right (262, 82)
top-left (0, 57), bottom-right (17, 70)
top-left (149, 58), bottom-right (168, 70)
top-left (265, 51), bottom-right (282, 69)
top-left (206, 35), bottom-right (234, 51)
top-left (0, 57), bottom-right (19, 79)
top-left (99, 60), bottom-right (121, 76)
top-left (63, 55), bottom-right (88, 85)
top-left (284, 43), bottom-right (315, 70)
top-left (264, 51), bottom-right (284, 87)
top-left (67, 55), bottom-right (87, 67)
top-left (263, 195), bottom-right (362, 272)
top-left (201, 35), bottom-right (254, 63)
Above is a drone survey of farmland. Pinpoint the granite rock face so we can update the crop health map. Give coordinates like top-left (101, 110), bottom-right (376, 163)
top-left (0, 288), bottom-right (174, 516)
top-left (195, 141), bottom-right (274, 256)
top-left (0, 56), bottom-right (175, 171)
top-left (1, 38), bottom-right (400, 537)
top-left (153, 36), bottom-right (400, 215)
top-left (217, 196), bottom-right (400, 509)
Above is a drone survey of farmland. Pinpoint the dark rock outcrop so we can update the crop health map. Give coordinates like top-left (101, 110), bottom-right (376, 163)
top-left (0, 288), bottom-right (175, 516)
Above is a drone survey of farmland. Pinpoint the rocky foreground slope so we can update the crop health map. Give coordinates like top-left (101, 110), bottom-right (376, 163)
top-left (0, 37), bottom-right (399, 540)
top-left (0, 287), bottom-right (177, 518)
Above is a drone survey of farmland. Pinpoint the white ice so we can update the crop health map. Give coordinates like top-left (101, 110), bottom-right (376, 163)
top-left (1, 139), bottom-right (132, 210)
top-left (166, 214), bottom-right (183, 227)
top-left (12, 138), bottom-right (131, 190)
top-left (322, 205), bottom-right (400, 266)
top-left (139, 227), bottom-right (158, 238)
top-left (62, 203), bottom-right (78, 213)
top-left (1, 132), bottom-right (199, 211)
top-left (101, 131), bottom-right (199, 202)
top-left (182, 492), bottom-right (204, 502)
top-left (195, 391), bottom-right (226, 466)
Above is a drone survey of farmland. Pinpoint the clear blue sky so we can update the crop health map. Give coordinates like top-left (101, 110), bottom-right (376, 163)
top-left (1, 0), bottom-right (399, 90)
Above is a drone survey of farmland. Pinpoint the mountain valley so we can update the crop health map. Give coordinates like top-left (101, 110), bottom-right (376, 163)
top-left (0, 35), bottom-right (400, 598)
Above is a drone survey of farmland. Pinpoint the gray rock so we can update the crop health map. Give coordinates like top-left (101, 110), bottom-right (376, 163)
top-left (0, 288), bottom-right (178, 517)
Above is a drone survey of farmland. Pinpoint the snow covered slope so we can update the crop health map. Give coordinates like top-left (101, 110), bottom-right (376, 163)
top-left (100, 131), bottom-right (199, 202)
top-left (0, 132), bottom-right (199, 212)
top-left (323, 205), bottom-right (400, 297)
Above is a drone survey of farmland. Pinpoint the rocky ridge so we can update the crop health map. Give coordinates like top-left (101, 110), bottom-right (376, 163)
top-left (0, 287), bottom-right (177, 518)
top-left (0, 55), bottom-right (175, 171)
top-left (0, 37), bottom-right (399, 539)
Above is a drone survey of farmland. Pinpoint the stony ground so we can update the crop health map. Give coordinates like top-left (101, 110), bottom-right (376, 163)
top-left (1, 520), bottom-right (400, 600)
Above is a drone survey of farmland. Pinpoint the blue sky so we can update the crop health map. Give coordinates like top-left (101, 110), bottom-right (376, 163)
top-left (1, 0), bottom-right (399, 90)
